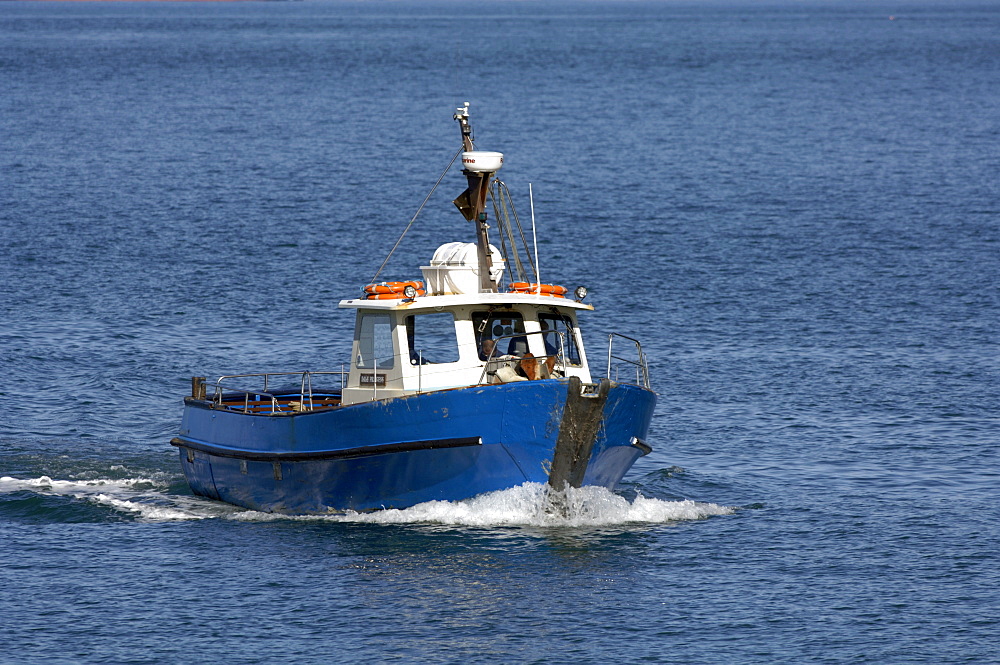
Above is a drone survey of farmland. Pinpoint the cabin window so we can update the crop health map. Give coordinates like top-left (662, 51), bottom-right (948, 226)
top-left (539, 313), bottom-right (581, 366)
top-left (472, 311), bottom-right (527, 359)
top-left (404, 312), bottom-right (459, 365)
top-left (356, 313), bottom-right (395, 369)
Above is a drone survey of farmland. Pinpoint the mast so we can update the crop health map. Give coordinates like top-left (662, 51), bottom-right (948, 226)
top-left (453, 102), bottom-right (499, 293)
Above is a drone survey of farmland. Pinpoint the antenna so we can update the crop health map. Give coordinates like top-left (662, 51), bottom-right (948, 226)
top-left (530, 183), bottom-right (540, 295)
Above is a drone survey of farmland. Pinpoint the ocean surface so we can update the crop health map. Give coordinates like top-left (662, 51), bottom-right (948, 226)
top-left (2, 1), bottom-right (998, 662)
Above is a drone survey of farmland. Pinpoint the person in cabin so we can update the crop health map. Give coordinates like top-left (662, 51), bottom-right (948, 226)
top-left (480, 336), bottom-right (529, 383)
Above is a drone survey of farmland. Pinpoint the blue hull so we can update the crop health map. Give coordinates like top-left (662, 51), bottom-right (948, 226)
top-left (173, 379), bottom-right (655, 513)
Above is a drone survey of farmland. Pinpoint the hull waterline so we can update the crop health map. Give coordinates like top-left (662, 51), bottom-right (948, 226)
top-left (173, 379), bottom-right (654, 514)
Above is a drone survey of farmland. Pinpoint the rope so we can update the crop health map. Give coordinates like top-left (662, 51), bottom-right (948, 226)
top-left (369, 146), bottom-right (464, 284)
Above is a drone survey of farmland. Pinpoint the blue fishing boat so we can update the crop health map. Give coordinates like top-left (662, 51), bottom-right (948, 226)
top-left (172, 104), bottom-right (656, 513)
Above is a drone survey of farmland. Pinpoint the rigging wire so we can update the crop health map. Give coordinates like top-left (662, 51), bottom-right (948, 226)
top-left (489, 181), bottom-right (529, 283)
top-left (489, 183), bottom-right (519, 283)
top-left (488, 187), bottom-right (514, 283)
top-left (496, 180), bottom-right (537, 282)
top-left (369, 146), bottom-right (464, 284)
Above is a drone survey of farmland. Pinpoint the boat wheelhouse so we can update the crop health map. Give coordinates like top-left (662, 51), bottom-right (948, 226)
top-left (341, 279), bottom-right (592, 405)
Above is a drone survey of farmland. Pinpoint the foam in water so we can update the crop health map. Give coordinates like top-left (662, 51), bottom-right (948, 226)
top-left (2, 476), bottom-right (731, 526)
top-left (0, 475), bottom-right (226, 521)
top-left (234, 482), bottom-right (734, 527)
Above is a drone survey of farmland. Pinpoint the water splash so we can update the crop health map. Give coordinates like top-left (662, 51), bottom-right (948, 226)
top-left (1, 476), bottom-right (731, 526)
top-left (234, 482), bottom-right (733, 527)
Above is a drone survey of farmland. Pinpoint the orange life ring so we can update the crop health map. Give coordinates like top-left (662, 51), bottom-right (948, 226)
top-left (508, 282), bottom-right (568, 296)
top-left (364, 280), bottom-right (424, 295)
top-left (364, 289), bottom-right (426, 300)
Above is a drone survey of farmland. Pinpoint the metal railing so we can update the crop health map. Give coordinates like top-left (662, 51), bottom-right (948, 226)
top-left (606, 333), bottom-right (650, 389)
top-left (198, 331), bottom-right (652, 410)
top-left (210, 369), bottom-right (347, 414)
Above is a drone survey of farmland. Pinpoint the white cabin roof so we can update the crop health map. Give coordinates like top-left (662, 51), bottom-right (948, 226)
top-left (338, 292), bottom-right (595, 312)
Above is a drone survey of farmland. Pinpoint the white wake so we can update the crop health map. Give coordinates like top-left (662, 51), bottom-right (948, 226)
top-left (2, 476), bottom-right (731, 526)
top-left (0, 474), bottom-right (226, 521)
top-left (235, 482), bottom-right (734, 527)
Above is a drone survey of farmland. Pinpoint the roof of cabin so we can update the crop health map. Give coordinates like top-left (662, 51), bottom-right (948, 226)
top-left (338, 292), bottom-right (595, 312)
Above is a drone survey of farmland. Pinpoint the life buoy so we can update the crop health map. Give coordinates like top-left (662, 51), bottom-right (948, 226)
top-left (364, 289), bottom-right (426, 300)
top-left (363, 280), bottom-right (424, 295)
top-left (508, 282), bottom-right (567, 297)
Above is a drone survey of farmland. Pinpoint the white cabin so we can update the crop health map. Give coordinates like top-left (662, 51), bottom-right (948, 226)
top-left (340, 243), bottom-right (593, 406)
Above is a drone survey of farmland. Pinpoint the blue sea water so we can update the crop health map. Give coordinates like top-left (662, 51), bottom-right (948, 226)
top-left (1, 0), bottom-right (998, 662)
